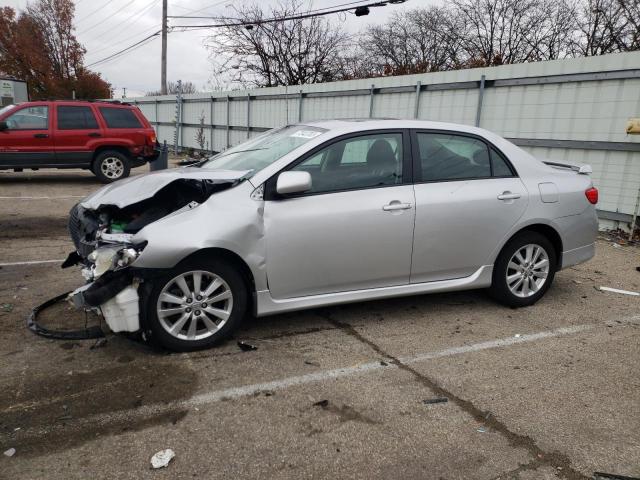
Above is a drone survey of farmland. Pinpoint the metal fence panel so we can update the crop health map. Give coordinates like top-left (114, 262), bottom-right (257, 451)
top-left (132, 51), bottom-right (640, 224)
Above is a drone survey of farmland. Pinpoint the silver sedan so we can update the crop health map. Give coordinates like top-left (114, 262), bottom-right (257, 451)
top-left (68, 120), bottom-right (598, 351)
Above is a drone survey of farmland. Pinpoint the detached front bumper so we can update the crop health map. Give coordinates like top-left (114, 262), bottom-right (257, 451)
top-left (69, 269), bottom-right (141, 333)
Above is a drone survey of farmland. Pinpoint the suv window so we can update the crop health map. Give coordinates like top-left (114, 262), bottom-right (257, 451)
top-left (292, 133), bottom-right (403, 194)
top-left (4, 106), bottom-right (48, 130)
top-left (57, 106), bottom-right (99, 130)
top-left (98, 107), bottom-right (142, 128)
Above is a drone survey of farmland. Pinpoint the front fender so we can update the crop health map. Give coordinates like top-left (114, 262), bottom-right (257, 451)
top-left (131, 182), bottom-right (267, 291)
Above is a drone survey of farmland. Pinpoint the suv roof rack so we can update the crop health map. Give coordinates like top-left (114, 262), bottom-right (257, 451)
top-left (42, 99), bottom-right (133, 106)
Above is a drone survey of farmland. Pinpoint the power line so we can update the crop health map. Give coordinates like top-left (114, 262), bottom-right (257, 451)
top-left (168, 0), bottom-right (371, 20)
top-left (86, 24), bottom-right (160, 58)
top-left (75, 0), bottom-right (117, 25)
top-left (86, 0), bottom-right (160, 42)
top-left (86, 31), bottom-right (161, 68)
top-left (170, 0), bottom-right (406, 29)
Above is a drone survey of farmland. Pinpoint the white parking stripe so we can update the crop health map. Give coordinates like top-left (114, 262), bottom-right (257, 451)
top-left (0, 259), bottom-right (64, 267)
top-left (12, 323), bottom-right (593, 430)
top-left (0, 195), bottom-right (84, 200)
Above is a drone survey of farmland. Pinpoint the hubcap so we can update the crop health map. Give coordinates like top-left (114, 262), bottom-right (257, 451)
top-left (506, 244), bottom-right (550, 298)
top-left (101, 157), bottom-right (124, 179)
top-left (156, 270), bottom-right (233, 341)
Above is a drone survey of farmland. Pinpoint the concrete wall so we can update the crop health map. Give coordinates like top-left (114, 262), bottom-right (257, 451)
top-left (132, 52), bottom-right (640, 227)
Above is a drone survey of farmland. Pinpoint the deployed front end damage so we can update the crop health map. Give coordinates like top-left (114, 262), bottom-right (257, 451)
top-left (66, 169), bottom-right (249, 334)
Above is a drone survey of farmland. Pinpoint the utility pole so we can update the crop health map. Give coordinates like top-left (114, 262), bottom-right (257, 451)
top-left (161, 0), bottom-right (168, 95)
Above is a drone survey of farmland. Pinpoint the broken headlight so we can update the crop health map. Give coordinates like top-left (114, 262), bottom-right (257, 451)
top-left (87, 245), bottom-right (143, 279)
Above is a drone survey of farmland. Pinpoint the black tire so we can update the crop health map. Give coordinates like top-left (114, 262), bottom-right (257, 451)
top-left (489, 231), bottom-right (557, 308)
top-left (144, 258), bottom-right (248, 352)
top-left (93, 150), bottom-right (131, 183)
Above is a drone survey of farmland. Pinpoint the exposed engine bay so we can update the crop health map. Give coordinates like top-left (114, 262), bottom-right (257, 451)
top-left (66, 176), bottom-right (239, 334)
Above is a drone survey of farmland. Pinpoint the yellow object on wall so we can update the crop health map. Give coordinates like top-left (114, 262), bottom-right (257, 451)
top-left (627, 118), bottom-right (640, 134)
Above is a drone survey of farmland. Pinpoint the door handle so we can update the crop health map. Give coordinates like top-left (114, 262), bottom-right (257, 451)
top-left (88, 132), bottom-right (101, 137)
top-left (382, 201), bottom-right (412, 211)
top-left (33, 133), bottom-right (49, 139)
top-left (497, 192), bottom-right (521, 201)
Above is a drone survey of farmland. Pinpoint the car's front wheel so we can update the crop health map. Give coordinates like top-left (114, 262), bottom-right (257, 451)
top-left (145, 258), bottom-right (248, 351)
top-left (93, 150), bottom-right (131, 183)
top-left (489, 231), bottom-right (557, 308)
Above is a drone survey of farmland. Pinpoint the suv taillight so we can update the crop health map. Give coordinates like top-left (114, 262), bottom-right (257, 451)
top-left (585, 187), bottom-right (598, 204)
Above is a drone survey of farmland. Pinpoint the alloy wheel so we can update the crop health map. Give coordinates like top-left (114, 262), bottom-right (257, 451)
top-left (156, 270), bottom-right (234, 341)
top-left (506, 243), bottom-right (550, 298)
top-left (101, 157), bottom-right (125, 179)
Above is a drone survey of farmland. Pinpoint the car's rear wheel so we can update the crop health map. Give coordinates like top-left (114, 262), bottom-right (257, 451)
top-left (93, 150), bottom-right (131, 183)
top-left (145, 258), bottom-right (248, 351)
top-left (489, 231), bottom-right (557, 308)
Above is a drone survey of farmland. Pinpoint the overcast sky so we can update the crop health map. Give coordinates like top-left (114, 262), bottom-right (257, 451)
top-left (3, 0), bottom-right (430, 97)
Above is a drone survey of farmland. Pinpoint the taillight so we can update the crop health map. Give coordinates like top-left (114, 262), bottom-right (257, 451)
top-left (585, 187), bottom-right (598, 204)
top-left (149, 133), bottom-right (156, 144)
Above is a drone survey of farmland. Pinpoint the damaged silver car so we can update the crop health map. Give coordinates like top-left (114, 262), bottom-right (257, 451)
top-left (67, 120), bottom-right (598, 351)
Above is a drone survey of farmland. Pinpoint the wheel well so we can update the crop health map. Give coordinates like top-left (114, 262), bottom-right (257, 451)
top-left (513, 224), bottom-right (563, 267)
top-left (181, 248), bottom-right (256, 313)
top-left (92, 146), bottom-right (132, 165)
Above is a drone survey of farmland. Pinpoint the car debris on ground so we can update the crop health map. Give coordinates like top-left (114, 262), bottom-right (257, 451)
top-left (598, 286), bottom-right (640, 296)
top-left (237, 341), bottom-right (258, 352)
top-left (150, 449), bottom-right (175, 469)
top-left (423, 397), bottom-right (448, 405)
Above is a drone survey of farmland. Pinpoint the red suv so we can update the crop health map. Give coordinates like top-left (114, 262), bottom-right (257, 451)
top-left (0, 100), bottom-right (158, 182)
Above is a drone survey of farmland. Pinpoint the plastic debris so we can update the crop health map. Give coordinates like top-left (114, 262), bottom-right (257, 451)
top-left (313, 399), bottom-right (329, 408)
top-left (237, 341), bottom-right (257, 352)
top-left (598, 286), bottom-right (640, 296)
top-left (423, 397), bottom-right (448, 405)
top-left (90, 338), bottom-right (108, 350)
top-left (1, 303), bottom-right (13, 313)
top-left (3, 448), bottom-right (15, 457)
top-left (514, 334), bottom-right (521, 338)
top-left (477, 427), bottom-right (487, 433)
top-left (150, 449), bottom-right (175, 469)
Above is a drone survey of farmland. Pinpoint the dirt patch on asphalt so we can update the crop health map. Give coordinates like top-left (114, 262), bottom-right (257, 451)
top-left (0, 361), bottom-right (197, 456)
top-left (0, 215), bottom-right (68, 240)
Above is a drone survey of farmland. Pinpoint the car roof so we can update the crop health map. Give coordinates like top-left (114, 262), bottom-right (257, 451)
top-left (297, 118), bottom-right (490, 136)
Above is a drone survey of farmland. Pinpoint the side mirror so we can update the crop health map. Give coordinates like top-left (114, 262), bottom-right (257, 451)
top-left (276, 171), bottom-right (312, 195)
top-left (0, 121), bottom-right (7, 131)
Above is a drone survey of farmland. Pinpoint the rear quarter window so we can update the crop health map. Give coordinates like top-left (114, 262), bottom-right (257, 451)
top-left (98, 107), bottom-right (143, 128)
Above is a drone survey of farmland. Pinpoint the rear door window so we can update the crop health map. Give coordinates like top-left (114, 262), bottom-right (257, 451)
top-left (417, 133), bottom-right (491, 181)
top-left (98, 107), bottom-right (142, 128)
top-left (57, 106), bottom-right (99, 130)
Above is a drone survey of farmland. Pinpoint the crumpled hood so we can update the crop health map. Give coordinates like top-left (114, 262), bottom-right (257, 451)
top-left (80, 167), bottom-right (251, 209)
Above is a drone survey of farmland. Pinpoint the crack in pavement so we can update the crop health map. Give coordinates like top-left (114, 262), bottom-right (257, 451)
top-left (320, 311), bottom-right (589, 480)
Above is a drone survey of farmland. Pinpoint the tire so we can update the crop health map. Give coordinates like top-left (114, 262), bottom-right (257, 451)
top-left (93, 150), bottom-right (131, 183)
top-left (144, 258), bottom-right (248, 352)
top-left (489, 231), bottom-right (557, 308)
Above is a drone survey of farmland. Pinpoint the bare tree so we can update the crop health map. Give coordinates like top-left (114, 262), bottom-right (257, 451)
top-left (450, 0), bottom-right (578, 66)
top-left (146, 80), bottom-right (197, 96)
top-left (206, 0), bottom-right (350, 87)
top-left (573, 0), bottom-right (640, 55)
top-left (195, 111), bottom-right (206, 150)
top-left (356, 6), bottom-right (464, 76)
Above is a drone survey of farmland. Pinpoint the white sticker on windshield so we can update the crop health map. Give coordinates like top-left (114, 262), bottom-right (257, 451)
top-left (291, 130), bottom-right (322, 139)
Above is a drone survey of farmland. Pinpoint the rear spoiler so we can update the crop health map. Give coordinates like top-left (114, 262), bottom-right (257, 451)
top-left (542, 160), bottom-right (592, 175)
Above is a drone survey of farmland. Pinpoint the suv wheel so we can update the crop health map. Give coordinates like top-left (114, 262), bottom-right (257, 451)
top-left (93, 150), bottom-right (131, 183)
top-left (144, 258), bottom-right (248, 352)
top-left (489, 231), bottom-right (557, 308)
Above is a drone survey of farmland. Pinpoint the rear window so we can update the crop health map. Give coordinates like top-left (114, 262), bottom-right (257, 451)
top-left (98, 107), bottom-right (143, 128)
top-left (57, 106), bottom-right (99, 130)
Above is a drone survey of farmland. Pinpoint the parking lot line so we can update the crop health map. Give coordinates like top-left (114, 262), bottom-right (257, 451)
top-left (11, 323), bottom-right (594, 434)
top-left (0, 259), bottom-right (65, 267)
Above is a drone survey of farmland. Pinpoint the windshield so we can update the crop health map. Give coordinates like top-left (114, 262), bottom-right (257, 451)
top-left (0, 104), bottom-right (15, 116)
top-left (199, 125), bottom-right (327, 175)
